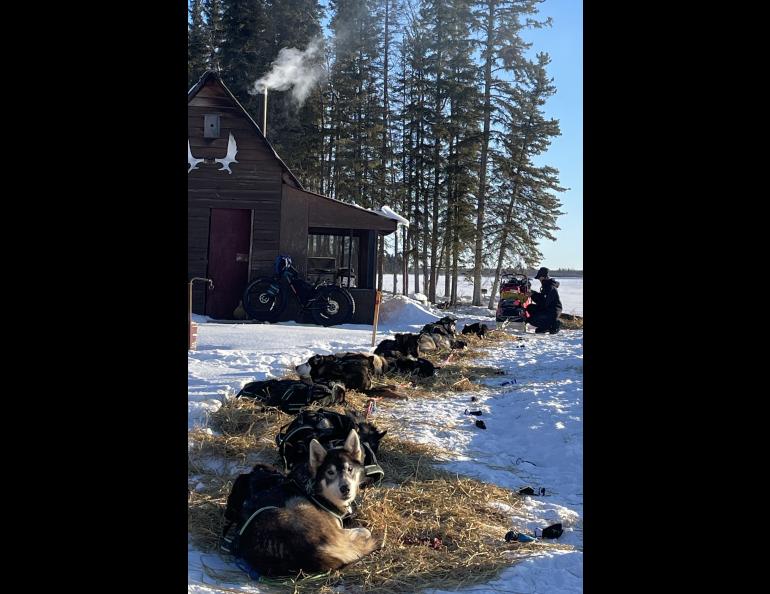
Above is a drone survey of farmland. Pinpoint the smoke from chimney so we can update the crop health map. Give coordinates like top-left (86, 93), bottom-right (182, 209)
top-left (250, 36), bottom-right (326, 106)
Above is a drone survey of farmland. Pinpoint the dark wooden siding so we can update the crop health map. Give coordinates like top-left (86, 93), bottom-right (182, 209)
top-left (188, 82), bottom-right (285, 186)
top-left (280, 186), bottom-right (310, 277)
top-left (349, 289), bottom-right (377, 324)
top-left (188, 75), bottom-right (398, 316)
top-left (188, 77), bottom-right (285, 306)
top-left (250, 205), bottom-right (280, 280)
top-left (359, 230), bottom-right (378, 290)
top-left (276, 289), bottom-right (376, 324)
top-left (308, 194), bottom-right (398, 233)
top-left (188, 205), bottom-right (211, 312)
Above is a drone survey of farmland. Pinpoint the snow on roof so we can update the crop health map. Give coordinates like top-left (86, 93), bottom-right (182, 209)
top-left (295, 189), bottom-right (400, 224)
top-left (375, 205), bottom-right (410, 226)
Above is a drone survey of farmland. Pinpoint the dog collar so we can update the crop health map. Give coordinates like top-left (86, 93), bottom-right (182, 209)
top-left (290, 478), bottom-right (348, 528)
top-left (307, 494), bottom-right (347, 528)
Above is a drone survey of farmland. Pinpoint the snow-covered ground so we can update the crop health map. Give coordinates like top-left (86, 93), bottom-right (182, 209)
top-left (379, 275), bottom-right (583, 317)
top-left (189, 294), bottom-right (583, 593)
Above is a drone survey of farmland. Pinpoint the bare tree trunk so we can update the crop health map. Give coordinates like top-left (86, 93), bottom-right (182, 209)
top-left (444, 127), bottom-right (456, 302)
top-left (392, 231), bottom-right (398, 294)
top-left (404, 180), bottom-right (420, 295)
top-left (332, 98), bottom-right (340, 199)
top-left (319, 91), bottom-right (325, 196)
top-left (401, 53), bottom-right (411, 297)
top-left (435, 239), bottom-right (445, 300)
top-left (487, 113), bottom-right (535, 307)
top-left (428, 51), bottom-right (443, 302)
top-left (383, 0), bottom-right (392, 293)
top-left (429, 136), bottom-right (440, 302)
top-left (411, 168), bottom-right (420, 295)
top-left (422, 188), bottom-right (429, 290)
top-left (443, 247), bottom-right (451, 298)
top-left (377, 234), bottom-right (384, 291)
top-left (411, 184), bottom-right (420, 294)
top-left (488, 185), bottom-right (519, 308)
top-left (402, 228), bottom-right (409, 295)
top-left (451, 202), bottom-right (459, 305)
top-left (451, 252), bottom-right (458, 304)
top-left (443, 210), bottom-right (451, 299)
top-left (473, 0), bottom-right (496, 306)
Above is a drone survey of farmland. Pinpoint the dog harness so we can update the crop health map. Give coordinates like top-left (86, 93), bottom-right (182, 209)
top-left (305, 493), bottom-right (345, 528)
top-left (236, 505), bottom-right (280, 539)
top-left (221, 481), bottom-right (349, 557)
top-left (276, 425), bottom-right (385, 485)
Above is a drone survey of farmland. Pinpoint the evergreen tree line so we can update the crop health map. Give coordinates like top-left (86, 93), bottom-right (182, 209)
top-left (189, 0), bottom-right (566, 307)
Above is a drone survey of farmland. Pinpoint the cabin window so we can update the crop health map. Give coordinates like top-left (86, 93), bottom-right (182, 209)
top-left (307, 233), bottom-right (359, 287)
top-left (204, 114), bottom-right (220, 138)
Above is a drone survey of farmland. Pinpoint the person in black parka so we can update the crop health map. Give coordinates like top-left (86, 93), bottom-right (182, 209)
top-left (526, 267), bottom-right (562, 334)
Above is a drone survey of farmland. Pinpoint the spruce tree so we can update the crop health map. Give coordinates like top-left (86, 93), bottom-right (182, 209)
top-left (487, 53), bottom-right (565, 308)
top-left (218, 0), bottom-right (271, 116)
top-left (469, 0), bottom-right (548, 305)
top-left (327, 0), bottom-right (384, 207)
top-left (444, 0), bottom-right (481, 303)
top-left (189, 0), bottom-right (210, 87)
top-left (262, 0), bottom-right (325, 190)
top-left (203, 0), bottom-right (224, 72)
top-left (420, 0), bottom-right (450, 302)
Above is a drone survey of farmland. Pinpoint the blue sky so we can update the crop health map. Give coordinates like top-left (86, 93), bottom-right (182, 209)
top-left (525, 0), bottom-right (583, 270)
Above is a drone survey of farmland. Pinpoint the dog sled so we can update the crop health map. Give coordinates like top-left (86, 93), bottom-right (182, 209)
top-left (495, 273), bottom-right (531, 329)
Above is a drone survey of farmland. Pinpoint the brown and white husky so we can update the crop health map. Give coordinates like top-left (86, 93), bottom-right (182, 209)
top-left (231, 429), bottom-right (381, 575)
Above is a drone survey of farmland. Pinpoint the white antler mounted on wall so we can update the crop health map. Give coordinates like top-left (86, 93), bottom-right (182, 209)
top-left (187, 133), bottom-right (239, 174)
top-left (215, 133), bottom-right (239, 174)
top-left (188, 141), bottom-right (204, 173)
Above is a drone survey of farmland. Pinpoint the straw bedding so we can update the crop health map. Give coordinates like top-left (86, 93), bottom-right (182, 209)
top-left (188, 326), bottom-right (573, 592)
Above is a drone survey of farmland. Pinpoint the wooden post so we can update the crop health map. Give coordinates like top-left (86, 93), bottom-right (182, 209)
top-left (371, 289), bottom-right (382, 347)
top-left (189, 278), bottom-right (213, 350)
top-left (188, 281), bottom-right (193, 350)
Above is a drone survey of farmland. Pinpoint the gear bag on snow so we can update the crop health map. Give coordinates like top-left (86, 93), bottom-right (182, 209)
top-left (235, 379), bottom-right (346, 414)
top-left (275, 408), bottom-right (385, 485)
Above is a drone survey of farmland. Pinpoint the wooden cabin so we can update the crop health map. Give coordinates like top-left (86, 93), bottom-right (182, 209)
top-left (188, 71), bottom-right (399, 323)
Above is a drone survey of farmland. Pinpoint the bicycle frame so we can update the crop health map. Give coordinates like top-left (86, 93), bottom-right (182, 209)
top-left (279, 267), bottom-right (332, 314)
top-left (244, 262), bottom-right (355, 325)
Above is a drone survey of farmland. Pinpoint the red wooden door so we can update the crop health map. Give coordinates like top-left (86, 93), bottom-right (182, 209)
top-left (205, 208), bottom-right (252, 319)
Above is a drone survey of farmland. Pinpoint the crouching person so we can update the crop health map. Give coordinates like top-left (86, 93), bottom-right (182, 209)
top-left (527, 267), bottom-right (562, 334)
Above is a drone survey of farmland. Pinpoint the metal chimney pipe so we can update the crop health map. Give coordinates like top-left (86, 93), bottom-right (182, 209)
top-left (263, 88), bottom-right (268, 138)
